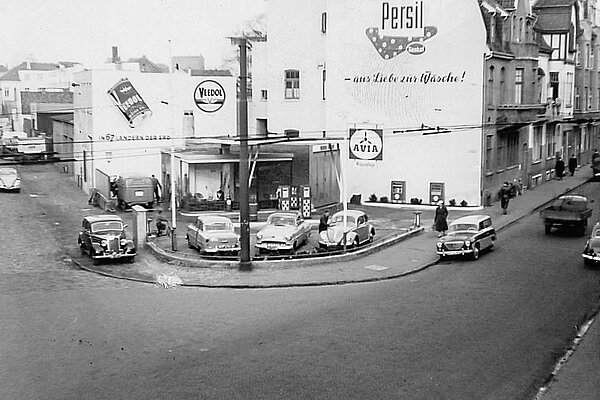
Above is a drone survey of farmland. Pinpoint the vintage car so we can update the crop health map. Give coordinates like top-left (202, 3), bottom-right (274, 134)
top-left (318, 210), bottom-right (375, 250)
top-left (255, 211), bottom-right (311, 253)
top-left (186, 215), bottom-right (240, 255)
top-left (0, 167), bottom-right (21, 192)
top-left (78, 215), bottom-right (136, 264)
top-left (436, 215), bottom-right (496, 260)
top-left (582, 222), bottom-right (600, 265)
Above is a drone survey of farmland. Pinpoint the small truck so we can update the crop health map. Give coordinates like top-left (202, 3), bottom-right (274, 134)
top-left (539, 194), bottom-right (593, 236)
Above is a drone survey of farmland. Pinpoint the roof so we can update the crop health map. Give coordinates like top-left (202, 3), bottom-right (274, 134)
top-left (83, 215), bottom-right (124, 223)
top-left (557, 194), bottom-right (587, 201)
top-left (332, 210), bottom-right (366, 218)
top-left (533, 0), bottom-right (577, 32)
top-left (195, 215), bottom-right (233, 224)
top-left (0, 62), bottom-right (69, 81)
top-left (450, 215), bottom-right (492, 224)
top-left (175, 151), bottom-right (293, 164)
top-left (189, 69), bottom-right (232, 77)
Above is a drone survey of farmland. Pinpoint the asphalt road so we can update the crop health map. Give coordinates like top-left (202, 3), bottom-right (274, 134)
top-left (1, 163), bottom-right (600, 400)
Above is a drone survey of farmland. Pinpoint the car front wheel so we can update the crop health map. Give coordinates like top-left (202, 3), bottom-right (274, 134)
top-left (471, 245), bottom-right (480, 261)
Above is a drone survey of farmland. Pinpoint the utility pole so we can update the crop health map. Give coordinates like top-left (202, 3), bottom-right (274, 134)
top-left (238, 38), bottom-right (251, 270)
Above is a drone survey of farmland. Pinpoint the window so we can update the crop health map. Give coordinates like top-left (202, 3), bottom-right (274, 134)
top-left (546, 125), bottom-right (555, 157)
top-left (321, 12), bottom-right (327, 33)
top-left (322, 69), bottom-right (326, 100)
top-left (3, 88), bottom-right (9, 97)
top-left (485, 135), bottom-right (493, 172)
top-left (497, 130), bottom-right (519, 168)
top-left (515, 68), bottom-right (524, 104)
top-left (284, 69), bottom-right (300, 99)
top-left (500, 67), bottom-right (506, 104)
top-left (533, 125), bottom-right (543, 161)
top-left (575, 86), bottom-right (581, 109)
top-left (548, 34), bottom-right (566, 60)
top-left (487, 66), bottom-right (495, 106)
top-left (549, 71), bottom-right (559, 101)
top-left (260, 89), bottom-right (268, 100)
top-left (566, 72), bottom-right (573, 107)
top-left (576, 44), bottom-right (581, 66)
top-left (588, 86), bottom-right (593, 109)
top-left (586, 43), bottom-right (591, 68)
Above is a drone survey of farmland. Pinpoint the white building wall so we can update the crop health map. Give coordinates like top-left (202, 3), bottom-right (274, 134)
top-left (73, 68), bottom-right (236, 194)
top-left (257, 0), bottom-right (487, 205)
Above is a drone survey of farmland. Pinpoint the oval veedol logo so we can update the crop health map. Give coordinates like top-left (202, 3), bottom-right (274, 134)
top-left (407, 42), bottom-right (426, 56)
top-left (194, 80), bottom-right (226, 113)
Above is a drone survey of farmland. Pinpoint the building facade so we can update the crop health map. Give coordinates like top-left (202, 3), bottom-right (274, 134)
top-left (253, 0), bottom-right (488, 206)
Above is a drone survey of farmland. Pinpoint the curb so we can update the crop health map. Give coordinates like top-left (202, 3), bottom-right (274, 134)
top-left (72, 177), bottom-right (592, 288)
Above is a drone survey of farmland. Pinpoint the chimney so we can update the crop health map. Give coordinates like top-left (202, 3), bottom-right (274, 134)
top-left (26, 60), bottom-right (31, 69)
top-left (112, 46), bottom-right (120, 63)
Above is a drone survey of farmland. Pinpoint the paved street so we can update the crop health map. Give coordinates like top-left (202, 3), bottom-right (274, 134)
top-left (1, 163), bottom-right (599, 400)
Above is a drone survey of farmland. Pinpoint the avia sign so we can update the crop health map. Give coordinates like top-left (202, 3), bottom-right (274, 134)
top-left (349, 128), bottom-right (383, 160)
top-left (194, 80), bottom-right (226, 113)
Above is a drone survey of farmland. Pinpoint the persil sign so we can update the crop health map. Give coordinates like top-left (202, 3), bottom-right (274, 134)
top-left (107, 78), bottom-right (152, 128)
top-left (194, 80), bottom-right (226, 113)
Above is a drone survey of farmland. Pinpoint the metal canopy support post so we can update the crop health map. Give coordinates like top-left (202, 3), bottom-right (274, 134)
top-left (238, 38), bottom-right (252, 270)
top-left (248, 147), bottom-right (259, 187)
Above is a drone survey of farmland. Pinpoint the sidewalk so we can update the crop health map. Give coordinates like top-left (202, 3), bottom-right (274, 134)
top-left (76, 166), bottom-right (597, 399)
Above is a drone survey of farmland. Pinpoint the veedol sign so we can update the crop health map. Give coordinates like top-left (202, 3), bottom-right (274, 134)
top-left (349, 129), bottom-right (383, 160)
top-left (194, 80), bottom-right (226, 113)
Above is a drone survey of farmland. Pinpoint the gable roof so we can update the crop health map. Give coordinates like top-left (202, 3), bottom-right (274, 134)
top-left (0, 62), bottom-right (74, 81)
top-left (533, 0), bottom-right (577, 33)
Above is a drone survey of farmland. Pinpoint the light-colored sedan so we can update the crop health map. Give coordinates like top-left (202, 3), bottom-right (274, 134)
top-left (186, 215), bottom-right (240, 255)
top-left (255, 211), bottom-right (311, 253)
top-left (582, 222), bottom-right (600, 265)
top-left (318, 210), bottom-right (375, 250)
top-left (0, 167), bottom-right (21, 192)
top-left (436, 215), bottom-right (496, 260)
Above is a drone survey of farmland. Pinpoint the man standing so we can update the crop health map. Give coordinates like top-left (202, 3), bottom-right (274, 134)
top-left (498, 181), bottom-right (512, 215)
top-left (151, 175), bottom-right (162, 203)
top-left (568, 154), bottom-right (577, 176)
top-left (555, 157), bottom-right (565, 180)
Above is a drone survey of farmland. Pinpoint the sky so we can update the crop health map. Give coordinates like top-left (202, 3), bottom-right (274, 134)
top-left (0, 0), bottom-right (266, 69)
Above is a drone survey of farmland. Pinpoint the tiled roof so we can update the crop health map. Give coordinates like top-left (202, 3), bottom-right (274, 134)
top-left (533, 0), bottom-right (576, 7)
top-left (533, 0), bottom-right (575, 33)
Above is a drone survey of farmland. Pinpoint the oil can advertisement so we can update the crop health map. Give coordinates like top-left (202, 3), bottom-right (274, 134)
top-left (107, 78), bottom-right (152, 128)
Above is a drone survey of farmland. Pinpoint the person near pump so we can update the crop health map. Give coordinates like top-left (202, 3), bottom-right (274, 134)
top-left (153, 210), bottom-right (170, 237)
top-left (319, 209), bottom-right (330, 233)
top-left (433, 200), bottom-right (448, 237)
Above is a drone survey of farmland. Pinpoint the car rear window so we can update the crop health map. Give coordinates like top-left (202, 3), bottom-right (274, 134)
top-left (205, 222), bottom-right (232, 231)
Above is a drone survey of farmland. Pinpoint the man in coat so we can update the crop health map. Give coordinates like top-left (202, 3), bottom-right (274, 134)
top-left (555, 157), bottom-right (565, 180)
top-left (568, 154), bottom-right (577, 176)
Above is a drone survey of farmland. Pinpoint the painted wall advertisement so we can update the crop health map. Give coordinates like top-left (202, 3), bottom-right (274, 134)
top-left (327, 0), bottom-right (487, 205)
top-left (107, 78), bottom-right (152, 128)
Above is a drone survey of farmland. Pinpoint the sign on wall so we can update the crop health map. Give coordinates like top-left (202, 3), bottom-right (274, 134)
top-left (107, 78), bottom-right (152, 128)
top-left (194, 80), bottom-right (226, 113)
top-left (349, 128), bottom-right (383, 160)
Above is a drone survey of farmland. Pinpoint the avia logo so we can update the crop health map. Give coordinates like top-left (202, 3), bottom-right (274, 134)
top-left (349, 128), bottom-right (383, 161)
top-left (366, 1), bottom-right (437, 60)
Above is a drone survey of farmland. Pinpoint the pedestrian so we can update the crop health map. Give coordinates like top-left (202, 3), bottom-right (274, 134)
top-left (319, 209), bottom-right (330, 233)
top-left (555, 157), bottom-right (565, 180)
top-left (498, 181), bottom-right (512, 215)
top-left (154, 210), bottom-right (170, 237)
top-left (433, 200), bottom-right (448, 237)
top-left (151, 174), bottom-right (162, 203)
top-left (568, 154), bottom-right (577, 176)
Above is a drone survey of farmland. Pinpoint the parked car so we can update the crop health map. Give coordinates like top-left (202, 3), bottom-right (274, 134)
top-left (255, 211), bottom-right (311, 253)
top-left (186, 215), bottom-right (240, 255)
top-left (78, 215), bottom-right (136, 264)
top-left (582, 222), bottom-right (600, 265)
top-left (318, 210), bottom-right (375, 250)
top-left (539, 194), bottom-right (593, 236)
top-left (0, 167), bottom-right (21, 192)
top-left (436, 215), bottom-right (496, 260)
top-left (116, 176), bottom-right (155, 209)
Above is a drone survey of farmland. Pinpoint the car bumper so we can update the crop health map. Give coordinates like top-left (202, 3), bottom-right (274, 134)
top-left (437, 249), bottom-right (473, 256)
top-left (0, 187), bottom-right (20, 192)
top-left (255, 242), bottom-right (293, 251)
top-left (582, 253), bottom-right (600, 262)
top-left (92, 251), bottom-right (136, 260)
top-left (204, 246), bottom-right (240, 254)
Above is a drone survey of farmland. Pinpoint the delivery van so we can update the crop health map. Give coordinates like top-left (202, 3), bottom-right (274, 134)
top-left (116, 176), bottom-right (155, 209)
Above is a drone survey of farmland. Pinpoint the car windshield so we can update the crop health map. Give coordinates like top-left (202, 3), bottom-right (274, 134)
top-left (205, 222), bottom-right (232, 231)
top-left (448, 223), bottom-right (478, 233)
top-left (268, 215), bottom-right (296, 226)
top-left (331, 215), bottom-right (356, 225)
top-left (91, 221), bottom-right (123, 233)
top-left (0, 168), bottom-right (16, 176)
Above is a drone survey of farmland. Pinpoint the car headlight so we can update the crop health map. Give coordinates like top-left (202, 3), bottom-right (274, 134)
top-left (465, 240), bottom-right (471, 248)
top-left (256, 233), bottom-right (263, 240)
top-left (436, 242), bottom-right (442, 248)
top-left (120, 239), bottom-right (127, 246)
top-left (285, 235), bottom-right (292, 241)
top-left (101, 240), bottom-right (108, 246)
